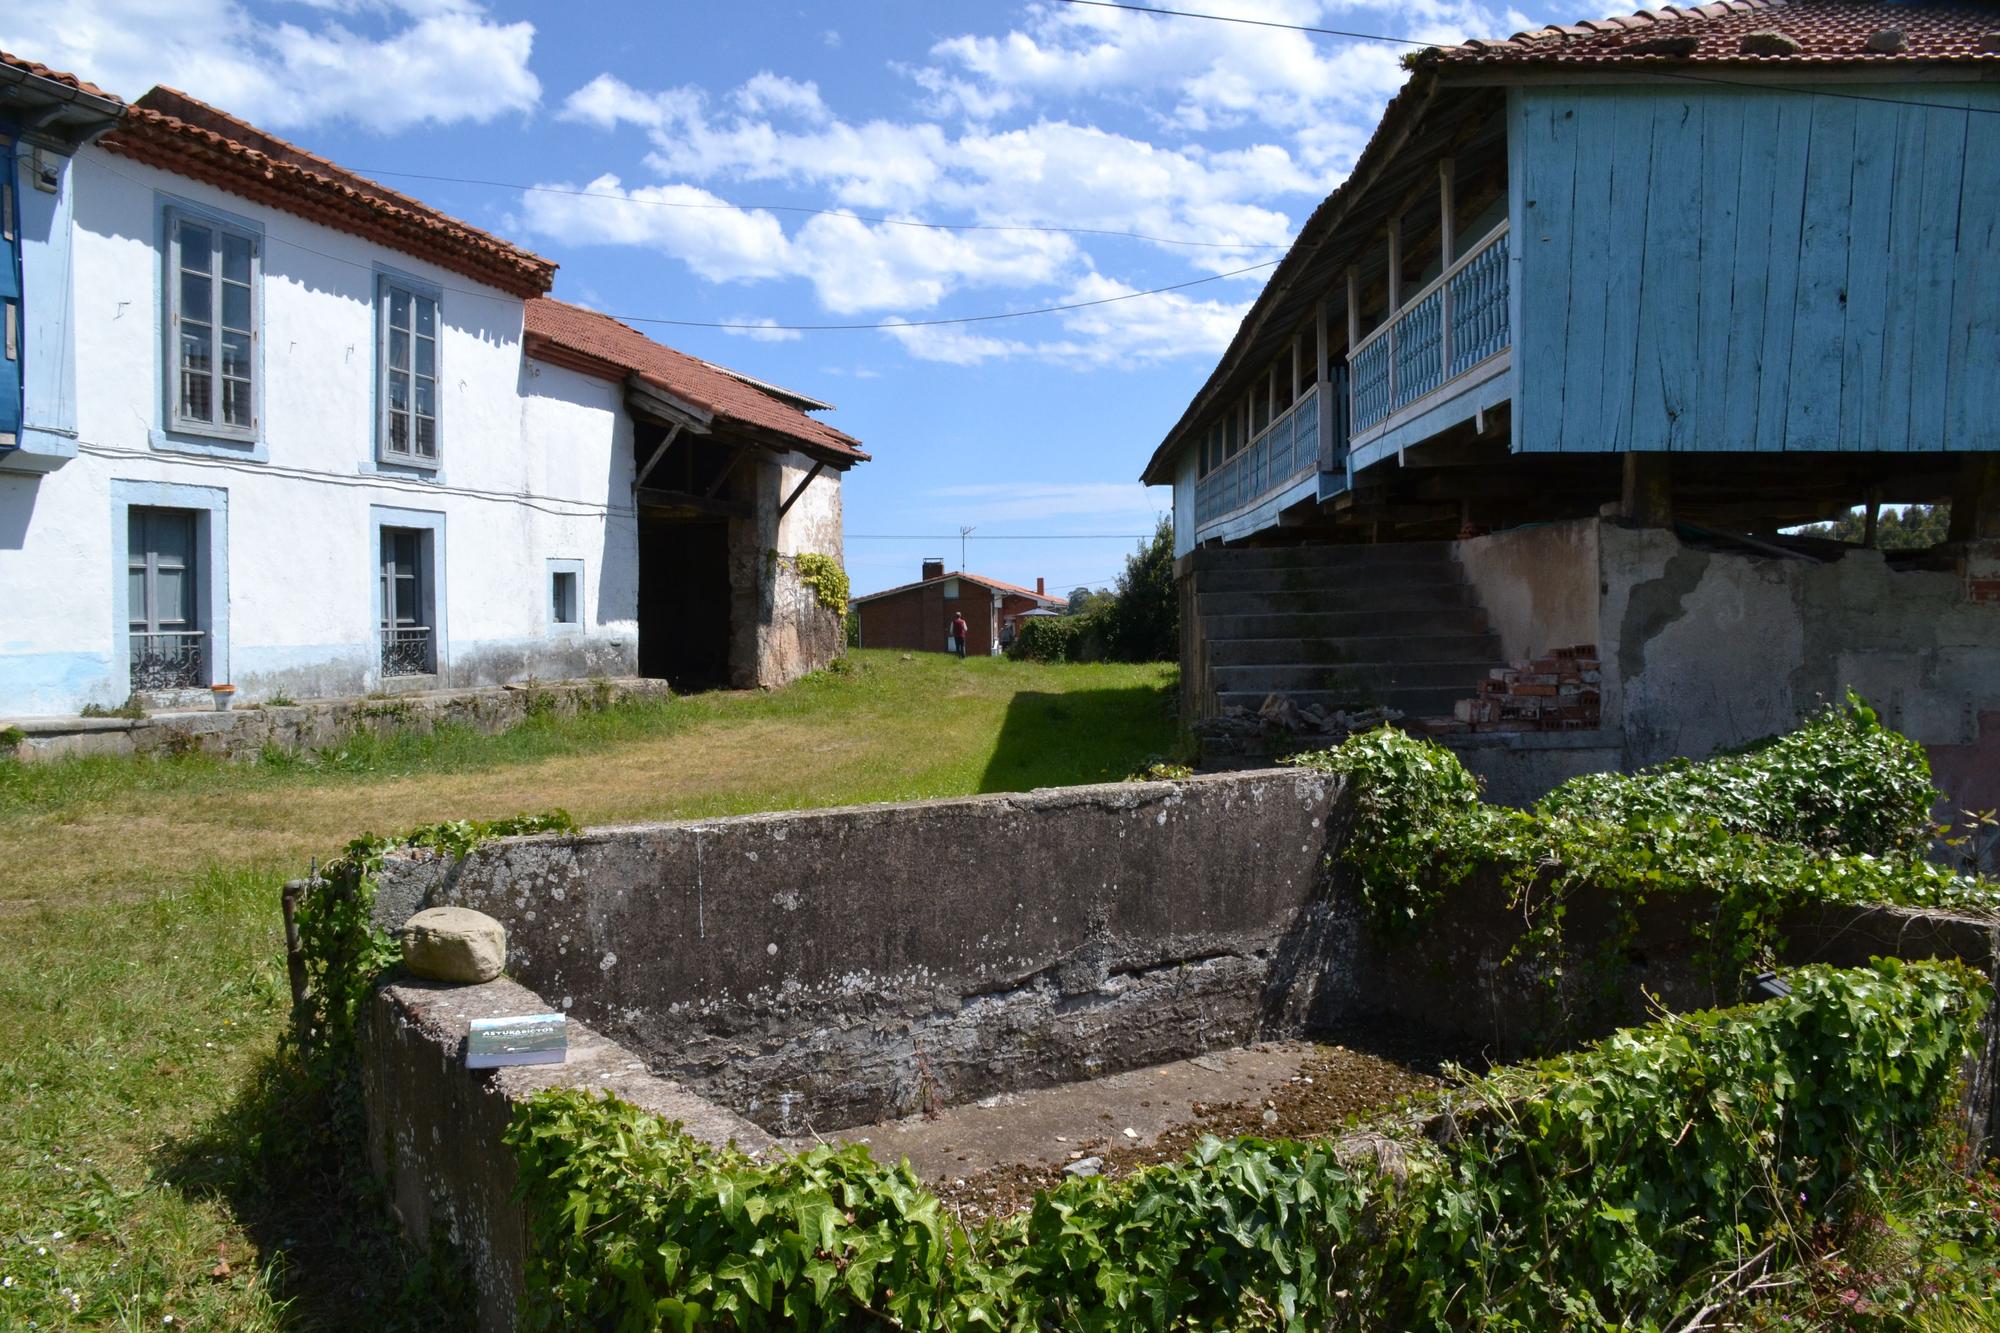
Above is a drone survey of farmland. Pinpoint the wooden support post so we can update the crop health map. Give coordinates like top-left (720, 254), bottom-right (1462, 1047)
top-left (1438, 158), bottom-right (1456, 376)
top-left (1315, 297), bottom-right (1335, 473)
top-left (1862, 489), bottom-right (1881, 549)
top-left (632, 422), bottom-right (682, 489)
top-left (778, 460), bottom-right (826, 519)
top-left (1620, 452), bottom-right (1674, 528)
top-left (1345, 268), bottom-right (1360, 350)
top-left (1385, 223), bottom-right (1401, 406)
top-left (1949, 454), bottom-right (2000, 543)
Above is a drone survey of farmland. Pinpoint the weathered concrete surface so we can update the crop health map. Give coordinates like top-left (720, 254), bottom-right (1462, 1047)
top-left (804, 1043), bottom-right (1315, 1183)
top-left (1454, 520), bottom-right (1602, 665)
top-left (373, 768), bottom-right (1343, 1133)
top-left (362, 976), bottom-right (771, 1333)
top-left (1, 676), bottom-right (671, 763)
top-left (1598, 524), bottom-right (2000, 776)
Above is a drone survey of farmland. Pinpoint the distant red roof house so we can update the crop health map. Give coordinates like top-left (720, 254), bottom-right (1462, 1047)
top-left (523, 298), bottom-right (867, 466)
top-left (851, 561), bottom-right (1066, 655)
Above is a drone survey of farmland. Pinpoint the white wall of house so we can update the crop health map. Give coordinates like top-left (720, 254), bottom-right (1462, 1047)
top-left (0, 146), bottom-right (640, 715)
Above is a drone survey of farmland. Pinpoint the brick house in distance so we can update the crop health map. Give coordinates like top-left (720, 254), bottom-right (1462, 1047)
top-left (851, 561), bottom-right (1065, 655)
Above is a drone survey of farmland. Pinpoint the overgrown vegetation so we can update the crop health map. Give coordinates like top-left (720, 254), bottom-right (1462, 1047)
top-left (1289, 696), bottom-right (1999, 988)
top-left (1009, 516), bottom-right (1177, 664)
top-left (506, 959), bottom-right (1988, 1330)
top-left (789, 551), bottom-right (851, 625)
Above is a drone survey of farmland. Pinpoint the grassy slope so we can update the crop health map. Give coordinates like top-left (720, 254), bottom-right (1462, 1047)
top-left (0, 652), bottom-right (1178, 1330)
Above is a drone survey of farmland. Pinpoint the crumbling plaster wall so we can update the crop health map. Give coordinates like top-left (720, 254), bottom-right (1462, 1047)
top-left (1598, 524), bottom-right (2000, 778)
top-left (374, 768), bottom-right (1340, 1134)
top-left (1454, 519), bottom-right (1603, 664)
top-left (730, 449), bottom-right (845, 689)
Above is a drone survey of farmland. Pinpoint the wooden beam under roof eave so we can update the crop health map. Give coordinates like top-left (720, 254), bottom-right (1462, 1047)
top-left (624, 375), bottom-right (715, 434)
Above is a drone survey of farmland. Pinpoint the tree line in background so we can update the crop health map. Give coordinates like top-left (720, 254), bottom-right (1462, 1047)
top-left (1800, 502), bottom-right (1950, 549)
top-left (1010, 516), bottom-right (1177, 665)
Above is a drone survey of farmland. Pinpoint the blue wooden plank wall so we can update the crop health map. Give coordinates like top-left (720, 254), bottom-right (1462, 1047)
top-left (1512, 83), bottom-right (2000, 454)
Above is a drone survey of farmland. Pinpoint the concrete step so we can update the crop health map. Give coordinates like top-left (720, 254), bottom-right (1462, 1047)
top-left (1188, 541), bottom-right (1457, 572)
top-left (1206, 633), bottom-right (1501, 667)
top-left (1200, 607), bottom-right (1491, 640)
top-left (1217, 685), bottom-right (1475, 717)
top-left (1214, 661), bottom-right (1499, 693)
top-left (1192, 562), bottom-right (1470, 595)
top-left (1198, 583), bottom-right (1477, 617)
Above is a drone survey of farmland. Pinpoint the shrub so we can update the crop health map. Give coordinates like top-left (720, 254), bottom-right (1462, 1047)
top-left (1008, 614), bottom-right (1090, 663)
top-left (1537, 692), bottom-right (1939, 856)
top-left (1286, 709), bottom-right (1998, 983)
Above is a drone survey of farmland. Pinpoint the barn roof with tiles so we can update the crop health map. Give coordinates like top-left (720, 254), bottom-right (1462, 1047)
top-left (1427, 0), bottom-right (2000, 68)
top-left (524, 298), bottom-right (868, 466)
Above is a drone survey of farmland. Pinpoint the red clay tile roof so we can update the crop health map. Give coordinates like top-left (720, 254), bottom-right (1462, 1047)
top-left (523, 298), bottom-right (868, 464)
top-left (1432, 0), bottom-right (2000, 66)
top-left (99, 88), bottom-right (556, 298)
top-left (0, 50), bottom-right (119, 103)
top-left (851, 571), bottom-right (1065, 606)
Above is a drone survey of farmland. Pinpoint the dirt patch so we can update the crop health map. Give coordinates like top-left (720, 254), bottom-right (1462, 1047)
top-left (875, 1035), bottom-right (1457, 1226)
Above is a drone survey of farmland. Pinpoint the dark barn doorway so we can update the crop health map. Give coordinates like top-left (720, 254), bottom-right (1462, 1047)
top-left (637, 516), bottom-right (731, 688)
top-left (632, 418), bottom-right (751, 691)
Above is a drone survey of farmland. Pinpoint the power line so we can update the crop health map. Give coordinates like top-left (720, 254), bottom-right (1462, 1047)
top-left (348, 167), bottom-right (1294, 252)
top-left (612, 262), bottom-right (1276, 332)
top-left (846, 533), bottom-right (1152, 540)
top-left (1053, 0), bottom-right (1424, 46)
top-left (1055, 0), bottom-right (2000, 117)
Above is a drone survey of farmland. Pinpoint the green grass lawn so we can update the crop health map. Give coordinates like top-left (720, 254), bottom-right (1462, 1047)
top-left (0, 652), bottom-right (1179, 1330)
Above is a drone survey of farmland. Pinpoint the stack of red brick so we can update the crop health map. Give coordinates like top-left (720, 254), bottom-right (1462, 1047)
top-left (1448, 644), bottom-right (1602, 732)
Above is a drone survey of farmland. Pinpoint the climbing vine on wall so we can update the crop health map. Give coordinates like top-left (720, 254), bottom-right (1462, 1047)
top-left (788, 552), bottom-right (850, 624)
top-left (1285, 696), bottom-right (1999, 993)
top-left (287, 811), bottom-right (580, 1081)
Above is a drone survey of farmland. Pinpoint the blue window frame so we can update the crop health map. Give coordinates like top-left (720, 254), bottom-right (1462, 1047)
top-left (1, 131), bottom-right (22, 446)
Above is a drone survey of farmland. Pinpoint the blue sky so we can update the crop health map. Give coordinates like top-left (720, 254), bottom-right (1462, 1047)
top-left (5, 0), bottom-right (1576, 598)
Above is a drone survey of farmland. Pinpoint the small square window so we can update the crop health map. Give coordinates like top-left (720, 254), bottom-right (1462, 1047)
top-left (551, 570), bottom-right (578, 626)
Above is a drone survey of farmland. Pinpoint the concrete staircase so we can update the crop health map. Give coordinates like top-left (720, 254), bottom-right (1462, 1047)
top-left (1189, 542), bottom-right (1504, 721)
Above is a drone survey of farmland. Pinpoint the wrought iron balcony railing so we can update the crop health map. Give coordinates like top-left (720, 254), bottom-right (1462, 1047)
top-left (381, 624), bottom-right (434, 677)
top-left (130, 629), bottom-right (206, 691)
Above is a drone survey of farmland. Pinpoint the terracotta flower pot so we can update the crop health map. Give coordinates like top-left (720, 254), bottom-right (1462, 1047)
top-left (211, 684), bottom-right (237, 712)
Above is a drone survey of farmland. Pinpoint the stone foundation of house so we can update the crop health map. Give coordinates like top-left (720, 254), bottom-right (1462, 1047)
top-left (1, 676), bottom-right (675, 763)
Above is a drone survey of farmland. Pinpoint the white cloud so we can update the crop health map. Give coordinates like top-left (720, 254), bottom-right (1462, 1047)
top-left (518, 174), bottom-right (1075, 313)
top-left (528, 1), bottom-right (1536, 368)
top-left (0, 0), bottom-right (539, 133)
top-left (880, 269), bottom-right (1256, 369)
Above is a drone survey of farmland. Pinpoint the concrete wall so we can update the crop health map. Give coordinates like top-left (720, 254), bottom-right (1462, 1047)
top-left (1454, 520), bottom-right (1601, 664)
top-left (372, 769), bottom-right (1342, 1133)
top-left (1598, 524), bottom-right (2000, 786)
top-left (0, 147), bottom-right (641, 713)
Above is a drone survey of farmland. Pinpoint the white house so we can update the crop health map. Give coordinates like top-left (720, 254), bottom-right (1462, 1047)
top-left (0, 58), bottom-right (865, 717)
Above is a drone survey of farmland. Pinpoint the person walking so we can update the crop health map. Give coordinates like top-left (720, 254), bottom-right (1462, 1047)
top-left (951, 611), bottom-right (970, 659)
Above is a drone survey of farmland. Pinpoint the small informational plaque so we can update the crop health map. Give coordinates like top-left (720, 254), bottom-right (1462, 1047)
top-left (466, 1013), bottom-right (567, 1069)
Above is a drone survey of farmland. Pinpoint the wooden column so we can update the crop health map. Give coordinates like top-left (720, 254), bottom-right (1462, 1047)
top-left (1438, 159), bottom-right (1456, 377)
top-left (1316, 297), bottom-right (1335, 473)
top-left (1949, 454), bottom-right (2000, 542)
top-left (1621, 452), bottom-right (1674, 528)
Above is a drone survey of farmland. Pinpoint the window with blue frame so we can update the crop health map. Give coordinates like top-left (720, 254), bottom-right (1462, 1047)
top-left (1, 131), bottom-right (21, 446)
